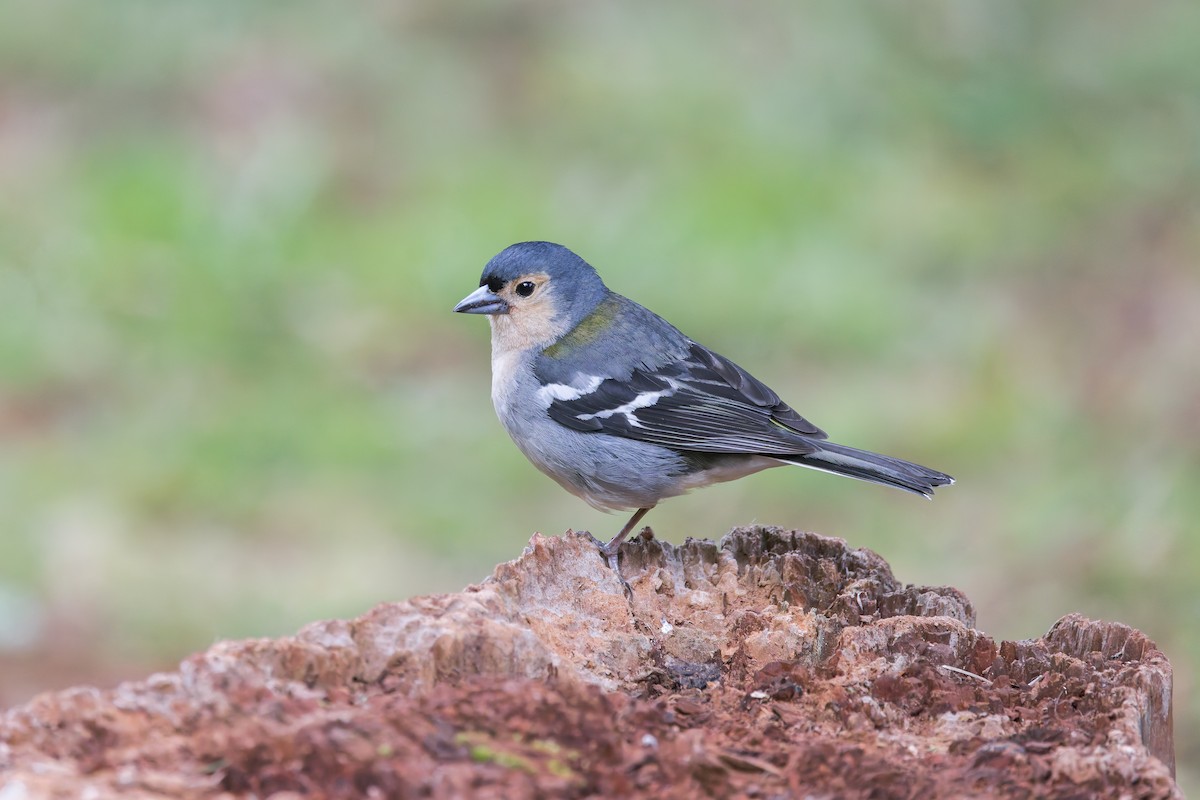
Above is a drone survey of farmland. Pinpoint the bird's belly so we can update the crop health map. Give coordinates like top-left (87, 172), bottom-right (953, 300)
top-left (499, 410), bottom-right (691, 512)
top-left (674, 454), bottom-right (782, 491)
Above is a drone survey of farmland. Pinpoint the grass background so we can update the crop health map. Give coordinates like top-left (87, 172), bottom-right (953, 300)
top-left (1, 1), bottom-right (1197, 790)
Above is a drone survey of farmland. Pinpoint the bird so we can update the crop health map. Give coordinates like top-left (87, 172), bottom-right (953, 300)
top-left (454, 241), bottom-right (953, 569)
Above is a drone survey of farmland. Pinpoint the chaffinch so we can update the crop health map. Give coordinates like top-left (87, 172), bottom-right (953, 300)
top-left (454, 241), bottom-right (952, 567)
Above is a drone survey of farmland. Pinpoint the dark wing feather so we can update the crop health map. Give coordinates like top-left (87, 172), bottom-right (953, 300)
top-left (684, 344), bottom-right (826, 437)
top-left (545, 341), bottom-right (827, 455)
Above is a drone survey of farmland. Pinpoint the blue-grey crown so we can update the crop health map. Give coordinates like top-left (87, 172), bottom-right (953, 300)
top-left (481, 242), bottom-right (610, 323)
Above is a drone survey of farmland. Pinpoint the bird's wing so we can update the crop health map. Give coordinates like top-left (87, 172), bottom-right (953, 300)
top-left (543, 341), bottom-right (828, 455)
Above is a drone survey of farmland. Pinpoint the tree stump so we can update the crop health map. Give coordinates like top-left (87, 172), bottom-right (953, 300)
top-left (0, 526), bottom-right (1178, 798)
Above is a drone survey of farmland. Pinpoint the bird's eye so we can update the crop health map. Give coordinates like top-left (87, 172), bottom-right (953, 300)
top-left (515, 281), bottom-right (536, 297)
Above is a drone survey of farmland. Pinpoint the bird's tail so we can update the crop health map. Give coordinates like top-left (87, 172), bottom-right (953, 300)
top-left (779, 441), bottom-right (954, 498)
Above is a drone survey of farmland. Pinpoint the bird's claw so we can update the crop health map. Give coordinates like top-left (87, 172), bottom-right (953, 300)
top-left (574, 529), bottom-right (609, 551)
top-left (580, 535), bottom-right (632, 599)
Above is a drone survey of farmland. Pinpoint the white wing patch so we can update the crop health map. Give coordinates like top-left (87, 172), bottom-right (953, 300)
top-left (535, 374), bottom-right (604, 406)
top-left (575, 388), bottom-right (672, 429)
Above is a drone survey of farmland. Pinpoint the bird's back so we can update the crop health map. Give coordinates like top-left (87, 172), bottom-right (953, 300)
top-left (534, 293), bottom-right (691, 386)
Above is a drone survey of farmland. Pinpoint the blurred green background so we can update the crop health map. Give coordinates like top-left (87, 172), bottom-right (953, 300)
top-left (1, 0), bottom-right (1197, 790)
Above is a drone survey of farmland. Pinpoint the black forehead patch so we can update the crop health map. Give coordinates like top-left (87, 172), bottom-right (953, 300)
top-left (482, 275), bottom-right (505, 292)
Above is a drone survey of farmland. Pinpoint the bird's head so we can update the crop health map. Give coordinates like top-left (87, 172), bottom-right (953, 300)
top-left (454, 242), bottom-right (609, 348)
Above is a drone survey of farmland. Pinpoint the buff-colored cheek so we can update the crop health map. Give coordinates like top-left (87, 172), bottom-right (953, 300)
top-left (489, 298), bottom-right (569, 355)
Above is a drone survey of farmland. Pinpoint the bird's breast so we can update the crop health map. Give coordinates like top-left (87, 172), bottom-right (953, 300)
top-left (490, 348), bottom-right (526, 419)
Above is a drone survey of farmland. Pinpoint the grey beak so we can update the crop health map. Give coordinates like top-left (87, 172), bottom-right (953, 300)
top-left (454, 285), bottom-right (509, 315)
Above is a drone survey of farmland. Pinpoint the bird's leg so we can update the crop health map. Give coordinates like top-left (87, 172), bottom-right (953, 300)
top-left (600, 507), bottom-right (652, 574)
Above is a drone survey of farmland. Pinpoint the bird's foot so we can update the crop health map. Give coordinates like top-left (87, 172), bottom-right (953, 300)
top-left (574, 529), bottom-right (609, 551)
top-left (589, 537), bottom-right (632, 600)
top-left (600, 545), bottom-right (631, 593)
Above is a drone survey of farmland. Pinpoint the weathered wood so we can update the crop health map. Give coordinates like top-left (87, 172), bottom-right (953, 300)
top-left (0, 526), bottom-right (1178, 798)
